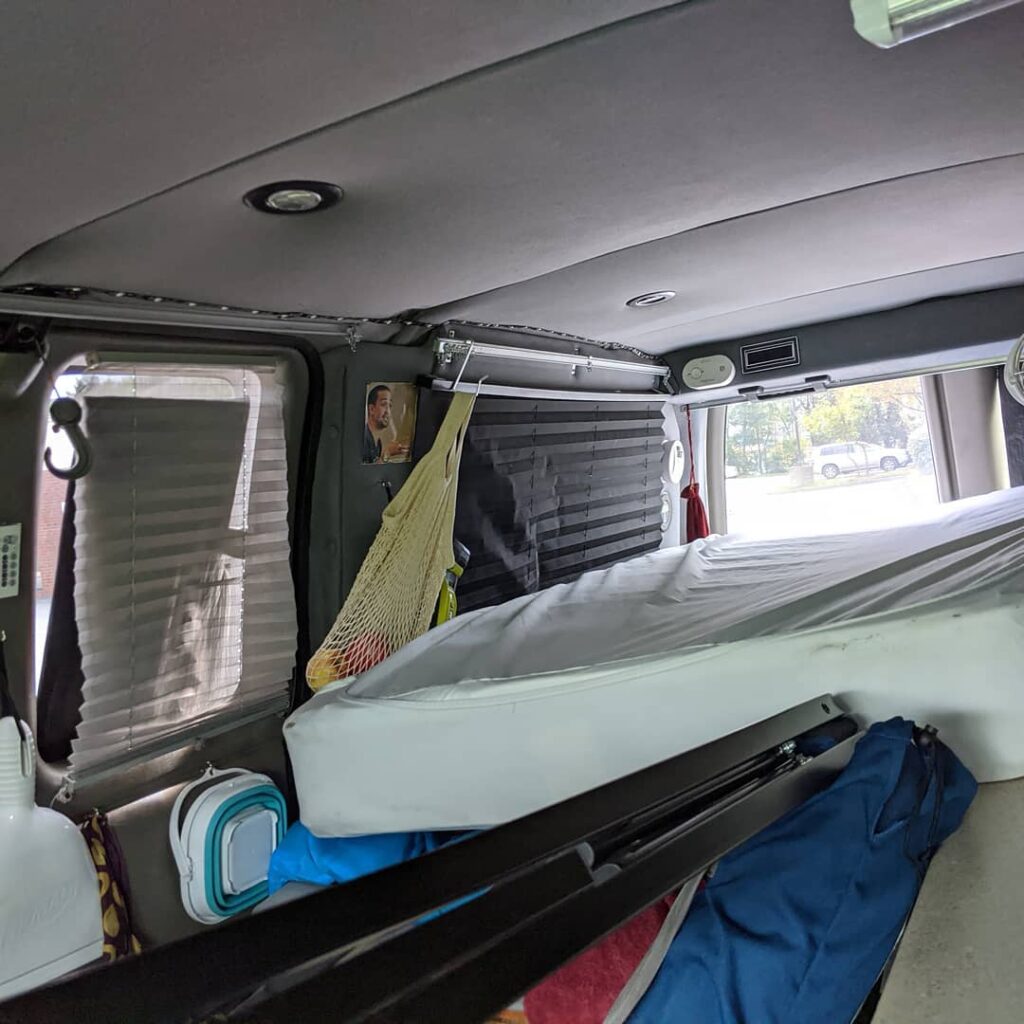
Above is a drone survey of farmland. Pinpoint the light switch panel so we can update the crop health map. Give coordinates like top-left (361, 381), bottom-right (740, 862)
top-left (0, 524), bottom-right (22, 599)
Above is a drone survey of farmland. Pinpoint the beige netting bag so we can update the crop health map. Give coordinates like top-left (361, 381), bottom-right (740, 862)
top-left (307, 391), bottom-right (476, 690)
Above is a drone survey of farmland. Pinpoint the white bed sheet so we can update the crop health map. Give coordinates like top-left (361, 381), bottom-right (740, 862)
top-left (287, 488), bottom-right (1024, 836)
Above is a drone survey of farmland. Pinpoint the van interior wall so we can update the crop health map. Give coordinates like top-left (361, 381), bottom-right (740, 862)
top-left (663, 286), bottom-right (1022, 409)
top-left (705, 406), bottom-right (728, 535)
top-left (107, 718), bottom-right (288, 946)
top-left (662, 404), bottom-right (685, 549)
top-left (0, 338), bottom-right (44, 744)
top-left (0, 323), bottom-right (315, 947)
top-left (679, 288), bottom-right (1024, 532)
top-left (306, 335), bottom-right (673, 646)
top-left (873, 776), bottom-right (1024, 1024)
top-left (927, 366), bottom-right (1011, 501)
top-left (308, 340), bottom-right (434, 652)
top-left (5, 324), bottom-right (665, 946)
top-left (670, 404), bottom-right (706, 544)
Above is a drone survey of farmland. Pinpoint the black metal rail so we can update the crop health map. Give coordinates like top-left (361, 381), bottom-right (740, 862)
top-left (245, 732), bottom-right (858, 1024)
top-left (0, 695), bottom-right (855, 1024)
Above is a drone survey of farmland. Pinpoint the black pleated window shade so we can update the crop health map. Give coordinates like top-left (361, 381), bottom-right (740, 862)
top-left (414, 392), bottom-right (667, 613)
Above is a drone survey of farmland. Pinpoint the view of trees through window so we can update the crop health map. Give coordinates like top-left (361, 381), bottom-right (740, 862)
top-left (725, 376), bottom-right (939, 537)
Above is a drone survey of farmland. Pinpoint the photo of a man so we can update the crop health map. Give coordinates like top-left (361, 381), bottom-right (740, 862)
top-left (363, 382), bottom-right (416, 464)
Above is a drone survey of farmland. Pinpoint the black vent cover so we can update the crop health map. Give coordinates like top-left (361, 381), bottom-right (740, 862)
top-left (741, 337), bottom-right (800, 374)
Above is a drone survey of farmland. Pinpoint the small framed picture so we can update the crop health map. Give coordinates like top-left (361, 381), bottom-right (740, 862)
top-left (363, 382), bottom-right (418, 464)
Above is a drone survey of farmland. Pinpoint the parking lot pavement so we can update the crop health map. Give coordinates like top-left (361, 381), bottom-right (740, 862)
top-left (725, 469), bottom-right (940, 538)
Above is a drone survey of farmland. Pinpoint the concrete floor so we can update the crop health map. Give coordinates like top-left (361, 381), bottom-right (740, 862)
top-left (874, 780), bottom-right (1024, 1023)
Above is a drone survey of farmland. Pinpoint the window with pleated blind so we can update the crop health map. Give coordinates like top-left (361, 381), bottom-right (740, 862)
top-left (45, 362), bottom-right (296, 780)
top-left (413, 391), bottom-right (668, 613)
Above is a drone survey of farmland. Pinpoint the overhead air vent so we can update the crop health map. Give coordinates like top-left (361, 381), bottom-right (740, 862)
top-left (740, 336), bottom-right (800, 375)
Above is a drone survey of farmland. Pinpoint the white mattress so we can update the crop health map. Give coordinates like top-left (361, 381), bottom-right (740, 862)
top-left (287, 488), bottom-right (1024, 836)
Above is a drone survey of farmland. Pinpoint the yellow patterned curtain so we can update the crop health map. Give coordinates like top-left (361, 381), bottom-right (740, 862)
top-left (79, 812), bottom-right (142, 960)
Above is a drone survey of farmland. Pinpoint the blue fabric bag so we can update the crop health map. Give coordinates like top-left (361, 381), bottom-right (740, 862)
top-left (268, 824), bottom-right (451, 895)
top-left (631, 718), bottom-right (977, 1024)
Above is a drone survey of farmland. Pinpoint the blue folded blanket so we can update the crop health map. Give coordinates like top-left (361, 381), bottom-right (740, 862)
top-left (630, 718), bottom-right (977, 1024)
top-left (268, 825), bottom-right (456, 894)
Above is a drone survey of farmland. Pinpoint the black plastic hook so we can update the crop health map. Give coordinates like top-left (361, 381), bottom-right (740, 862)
top-left (43, 396), bottom-right (92, 480)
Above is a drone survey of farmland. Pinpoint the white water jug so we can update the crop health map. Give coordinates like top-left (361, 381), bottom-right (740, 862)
top-left (0, 717), bottom-right (103, 999)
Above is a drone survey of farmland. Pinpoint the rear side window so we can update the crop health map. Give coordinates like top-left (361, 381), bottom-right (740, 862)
top-left (36, 361), bottom-right (296, 780)
top-left (725, 377), bottom-right (940, 537)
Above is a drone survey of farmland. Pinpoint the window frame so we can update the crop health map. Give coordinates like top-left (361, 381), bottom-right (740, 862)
top-left (30, 337), bottom-right (321, 814)
top-left (714, 372), bottom-right (954, 537)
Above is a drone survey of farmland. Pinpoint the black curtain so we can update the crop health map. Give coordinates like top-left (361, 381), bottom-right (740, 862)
top-left (414, 391), bottom-right (666, 613)
top-left (36, 479), bottom-right (84, 762)
top-left (998, 374), bottom-right (1024, 488)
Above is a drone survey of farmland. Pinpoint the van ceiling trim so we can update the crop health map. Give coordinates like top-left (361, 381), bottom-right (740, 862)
top-left (665, 284), bottom-right (1024, 408)
top-left (671, 353), bottom-right (1009, 410)
top-left (0, 285), bottom-right (432, 340)
top-left (0, 287), bottom-right (657, 357)
top-left (431, 379), bottom-right (670, 404)
top-left (435, 337), bottom-right (672, 378)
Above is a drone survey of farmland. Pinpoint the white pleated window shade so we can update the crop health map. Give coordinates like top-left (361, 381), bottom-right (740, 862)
top-left (68, 362), bottom-right (296, 779)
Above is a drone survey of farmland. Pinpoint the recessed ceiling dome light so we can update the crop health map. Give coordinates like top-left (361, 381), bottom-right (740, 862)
top-left (626, 290), bottom-right (676, 308)
top-left (266, 189), bottom-right (322, 212)
top-left (244, 180), bottom-right (343, 215)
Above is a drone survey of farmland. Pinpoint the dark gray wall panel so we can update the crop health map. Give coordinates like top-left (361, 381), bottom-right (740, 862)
top-left (664, 286), bottom-right (1024, 405)
top-left (1, 323), bottom-right (312, 947)
top-left (309, 341), bottom-right (434, 651)
top-left (0, 341), bottom-right (46, 748)
top-left (108, 722), bottom-right (287, 947)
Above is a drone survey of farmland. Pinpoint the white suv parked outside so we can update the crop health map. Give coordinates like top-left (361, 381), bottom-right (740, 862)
top-left (812, 442), bottom-right (912, 480)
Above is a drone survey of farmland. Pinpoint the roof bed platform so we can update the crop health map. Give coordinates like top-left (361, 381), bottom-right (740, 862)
top-left (287, 486), bottom-right (1024, 837)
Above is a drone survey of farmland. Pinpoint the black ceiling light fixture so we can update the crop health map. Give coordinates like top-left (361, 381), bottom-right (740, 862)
top-left (625, 290), bottom-right (676, 308)
top-left (243, 180), bottom-right (344, 215)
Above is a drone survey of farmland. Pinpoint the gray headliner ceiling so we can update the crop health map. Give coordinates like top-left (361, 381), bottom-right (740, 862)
top-left (3, 0), bottom-right (1024, 353)
top-left (0, 0), bottom-right (671, 277)
top-left (430, 155), bottom-right (1024, 347)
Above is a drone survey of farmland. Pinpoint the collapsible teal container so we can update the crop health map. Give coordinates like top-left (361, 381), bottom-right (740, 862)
top-left (169, 766), bottom-right (286, 925)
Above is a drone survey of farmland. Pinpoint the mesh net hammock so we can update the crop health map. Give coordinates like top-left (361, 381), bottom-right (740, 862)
top-left (307, 391), bottom-right (476, 690)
